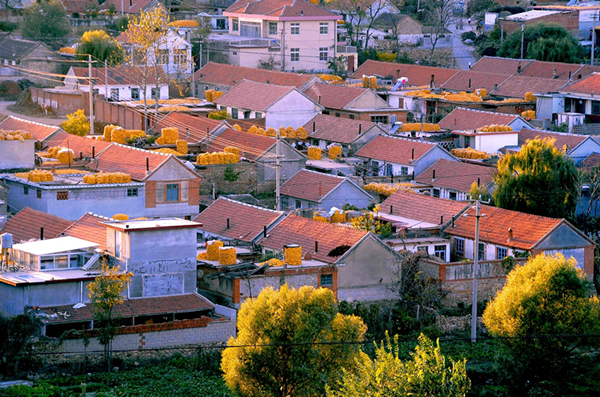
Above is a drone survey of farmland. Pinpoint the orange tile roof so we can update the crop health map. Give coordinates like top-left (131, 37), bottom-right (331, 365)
top-left (303, 83), bottom-right (367, 110)
top-left (227, 118), bottom-right (266, 131)
top-left (225, 0), bottom-right (338, 18)
top-left (206, 129), bottom-right (275, 161)
top-left (581, 153), bottom-right (600, 172)
top-left (438, 108), bottom-right (519, 131)
top-left (0, 116), bottom-right (61, 142)
top-left (257, 214), bottom-right (368, 264)
top-left (194, 62), bottom-right (316, 89)
top-left (154, 112), bottom-right (223, 144)
top-left (61, 212), bottom-right (112, 250)
top-left (40, 293), bottom-right (213, 324)
top-left (0, 207), bottom-right (73, 243)
top-left (354, 136), bottom-right (437, 165)
top-left (560, 73), bottom-right (600, 96)
top-left (493, 75), bottom-right (568, 98)
top-left (90, 144), bottom-right (171, 181)
top-left (519, 60), bottom-right (584, 80)
top-left (446, 204), bottom-right (562, 250)
top-left (304, 114), bottom-right (379, 144)
top-left (415, 159), bottom-right (496, 193)
top-left (45, 131), bottom-right (112, 158)
top-left (470, 56), bottom-right (534, 75)
top-left (518, 128), bottom-right (586, 151)
top-left (214, 80), bottom-right (297, 111)
top-left (280, 169), bottom-right (346, 202)
top-left (379, 191), bottom-right (469, 226)
top-left (193, 197), bottom-right (283, 242)
top-left (350, 60), bottom-right (458, 86)
top-left (441, 70), bottom-right (510, 92)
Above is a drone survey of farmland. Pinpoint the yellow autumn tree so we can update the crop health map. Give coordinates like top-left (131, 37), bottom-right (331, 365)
top-left (61, 109), bottom-right (89, 136)
top-left (222, 284), bottom-right (366, 397)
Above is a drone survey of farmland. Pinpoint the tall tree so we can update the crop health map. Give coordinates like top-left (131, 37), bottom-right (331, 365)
top-left (327, 334), bottom-right (470, 397)
top-left (483, 253), bottom-right (600, 395)
top-left (76, 30), bottom-right (123, 66)
top-left (493, 137), bottom-right (579, 219)
top-left (221, 284), bottom-right (366, 397)
top-left (422, 0), bottom-right (453, 65)
top-left (21, 0), bottom-right (70, 47)
top-left (88, 262), bottom-right (132, 372)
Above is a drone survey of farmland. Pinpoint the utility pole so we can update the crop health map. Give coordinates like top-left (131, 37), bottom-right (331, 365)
top-left (191, 56), bottom-right (195, 97)
top-left (471, 199), bottom-right (481, 343)
top-left (592, 13), bottom-right (598, 66)
top-left (88, 54), bottom-right (94, 136)
top-left (281, 22), bottom-right (286, 71)
top-left (275, 129), bottom-right (281, 211)
top-left (104, 59), bottom-right (108, 99)
top-left (199, 42), bottom-right (203, 68)
top-left (520, 23), bottom-right (524, 60)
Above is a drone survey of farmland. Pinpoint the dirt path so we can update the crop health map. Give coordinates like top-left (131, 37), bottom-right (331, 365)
top-left (0, 101), bottom-right (65, 126)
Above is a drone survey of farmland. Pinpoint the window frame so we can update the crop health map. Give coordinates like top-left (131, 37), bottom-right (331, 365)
top-left (434, 245), bottom-right (446, 261)
top-left (370, 115), bottom-right (389, 123)
top-left (449, 191), bottom-right (457, 201)
top-left (23, 186), bottom-right (29, 195)
top-left (319, 47), bottom-right (328, 61)
top-left (455, 238), bottom-right (464, 257)
top-left (127, 188), bottom-right (138, 197)
top-left (478, 242), bottom-right (485, 261)
top-left (496, 246), bottom-right (508, 260)
top-left (269, 22), bottom-right (277, 35)
top-left (290, 48), bottom-right (300, 62)
top-left (319, 22), bottom-right (328, 35)
top-left (110, 88), bottom-right (119, 101)
top-left (166, 183), bottom-right (180, 203)
top-left (151, 88), bottom-right (159, 99)
top-left (320, 273), bottom-right (333, 287)
top-left (56, 191), bottom-right (69, 201)
top-left (131, 87), bottom-right (140, 100)
top-left (232, 18), bottom-right (239, 31)
top-left (290, 22), bottom-right (300, 35)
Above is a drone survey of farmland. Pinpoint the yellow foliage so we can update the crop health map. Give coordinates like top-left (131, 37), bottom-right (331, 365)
top-left (108, 128), bottom-right (145, 144)
top-left (476, 124), bottom-right (513, 133)
top-left (103, 124), bottom-right (118, 141)
top-left (160, 127), bottom-right (179, 144)
top-left (205, 89), bottom-right (214, 102)
top-left (20, 170), bottom-right (53, 182)
top-left (61, 109), bottom-right (89, 137)
top-left (207, 240), bottom-right (223, 261)
top-left (219, 247), bottom-right (237, 265)
top-left (224, 146), bottom-right (240, 156)
top-left (308, 146), bottom-right (322, 160)
top-left (0, 130), bottom-right (32, 141)
top-left (156, 137), bottom-right (165, 145)
top-left (248, 126), bottom-right (258, 135)
top-left (213, 91), bottom-right (224, 100)
top-left (286, 126), bottom-right (295, 138)
top-left (295, 126), bottom-right (307, 140)
top-left (87, 262), bottom-right (132, 319)
top-left (451, 147), bottom-right (490, 159)
top-left (112, 213), bottom-right (129, 221)
top-left (176, 140), bottom-right (188, 154)
top-left (197, 252), bottom-right (208, 260)
top-left (402, 123), bottom-right (440, 132)
top-left (256, 128), bottom-right (266, 136)
top-left (196, 151), bottom-right (239, 165)
top-left (329, 146), bottom-right (342, 159)
top-left (266, 127), bottom-right (277, 137)
top-left (279, 127), bottom-right (287, 138)
top-left (284, 245), bottom-right (302, 266)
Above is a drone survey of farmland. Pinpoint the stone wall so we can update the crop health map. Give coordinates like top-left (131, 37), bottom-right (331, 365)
top-left (442, 277), bottom-right (506, 306)
top-left (197, 163), bottom-right (258, 195)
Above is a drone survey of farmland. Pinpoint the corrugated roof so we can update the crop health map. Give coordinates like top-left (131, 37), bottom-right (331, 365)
top-left (441, 70), bottom-right (510, 92)
top-left (415, 159), bottom-right (496, 193)
top-left (354, 135), bottom-right (437, 165)
top-left (90, 144), bottom-right (172, 181)
top-left (518, 60), bottom-right (584, 80)
top-left (0, 207), bottom-right (73, 243)
top-left (581, 152), bottom-right (600, 172)
top-left (154, 112), bottom-right (223, 144)
top-left (69, 66), bottom-right (166, 86)
top-left (493, 75), bottom-right (569, 98)
top-left (0, 37), bottom-right (44, 61)
top-left (470, 56), bottom-right (534, 75)
top-left (45, 131), bottom-right (112, 158)
top-left (518, 128), bottom-right (586, 151)
top-left (560, 73), bottom-right (600, 96)
top-left (207, 128), bottom-right (275, 161)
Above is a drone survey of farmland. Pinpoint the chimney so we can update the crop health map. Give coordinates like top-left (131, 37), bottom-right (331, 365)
top-left (390, 205), bottom-right (393, 214)
top-left (411, 147), bottom-right (414, 160)
top-left (477, 177), bottom-right (480, 186)
top-left (358, 124), bottom-right (362, 135)
top-left (146, 157), bottom-right (149, 172)
top-left (569, 71), bottom-right (572, 79)
top-left (315, 240), bottom-right (319, 253)
top-left (318, 181), bottom-right (322, 197)
top-left (263, 225), bottom-right (267, 238)
top-left (517, 63), bottom-right (522, 74)
top-left (226, 218), bottom-right (230, 229)
top-left (494, 83), bottom-right (498, 91)
top-left (92, 145), bottom-right (95, 158)
top-left (40, 227), bottom-right (44, 240)
top-left (454, 118), bottom-right (457, 127)
top-left (300, 9), bottom-right (304, 15)
top-left (553, 68), bottom-right (557, 77)
top-left (451, 216), bottom-right (454, 228)
top-left (313, 121), bottom-right (316, 132)
top-left (440, 215), bottom-right (444, 224)
top-left (318, 95), bottom-right (321, 104)
top-left (468, 78), bottom-right (472, 89)
top-left (186, 127), bottom-right (190, 139)
top-left (79, 151), bottom-right (83, 159)
top-left (129, 0), bottom-right (132, 7)
top-left (432, 169), bottom-right (436, 180)
top-left (508, 228), bottom-right (513, 241)
top-left (578, 74), bottom-right (582, 79)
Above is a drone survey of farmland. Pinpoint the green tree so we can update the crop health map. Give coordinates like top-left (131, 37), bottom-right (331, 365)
top-left (21, 0), bottom-right (69, 47)
top-left (0, 313), bottom-right (42, 376)
top-left (493, 137), bottom-right (579, 219)
top-left (497, 23), bottom-right (585, 63)
top-left (327, 333), bottom-right (470, 397)
top-left (76, 30), bottom-right (123, 66)
top-left (469, 180), bottom-right (491, 202)
top-left (61, 109), bottom-right (89, 136)
top-left (221, 284), bottom-right (366, 397)
top-left (483, 253), bottom-right (600, 395)
top-left (88, 262), bottom-right (132, 372)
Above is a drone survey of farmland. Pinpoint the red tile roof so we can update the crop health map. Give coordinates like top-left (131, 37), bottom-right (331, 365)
top-left (207, 129), bottom-right (275, 161)
top-left (227, 118), bottom-right (266, 131)
top-left (580, 152), bottom-right (600, 172)
top-left (154, 112), bottom-right (223, 144)
top-left (350, 60), bottom-right (458, 86)
top-left (213, 80), bottom-right (296, 111)
top-left (61, 213), bottom-right (112, 250)
top-left (303, 83), bottom-right (368, 110)
top-left (446, 204), bottom-right (562, 250)
top-left (379, 191), bottom-right (469, 226)
top-left (470, 56), bottom-right (534, 75)
top-left (519, 60), bottom-right (584, 80)
top-left (69, 66), bottom-right (166, 86)
top-left (194, 62), bottom-right (317, 89)
top-left (560, 73), bottom-right (600, 96)
top-left (193, 197), bottom-right (282, 242)
top-left (225, 0), bottom-right (338, 18)
top-left (0, 207), bottom-right (73, 243)
top-left (61, 0), bottom-right (98, 14)
top-left (493, 75), bottom-right (568, 98)
top-left (415, 159), bottom-right (496, 193)
top-left (354, 136), bottom-right (438, 165)
top-left (438, 108), bottom-right (519, 131)
top-left (518, 128), bottom-right (586, 151)
top-left (441, 70), bottom-right (510, 93)
top-left (280, 169), bottom-right (346, 202)
top-left (0, 116), bottom-right (61, 142)
top-left (39, 293), bottom-right (213, 324)
top-left (304, 114), bottom-right (379, 144)
top-left (104, 0), bottom-right (156, 13)
top-left (45, 131), bottom-right (112, 158)
top-left (90, 144), bottom-right (172, 181)
top-left (257, 214), bottom-right (368, 264)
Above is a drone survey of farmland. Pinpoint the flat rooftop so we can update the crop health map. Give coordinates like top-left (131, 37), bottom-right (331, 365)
top-left (12, 236), bottom-right (99, 256)
top-left (102, 218), bottom-right (201, 231)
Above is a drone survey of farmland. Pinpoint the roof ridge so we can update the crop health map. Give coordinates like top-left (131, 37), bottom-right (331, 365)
top-left (452, 107), bottom-right (517, 118)
top-left (237, 78), bottom-right (296, 89)
top-left (479, 203), bottom-right (563, 223)
top-left (295, 168), bottom-right (346, 179)
top-left (85, 211), bottom-right (115, 221)
top-left (4, 115), bottom-right (60, 130)
top-left (111, 142), bottom-right (172, 156)
top-left (378, 134), bottom-right (437, 145)
top-left (219, 196), bottom-right (283, 214)
top-left (522, 127), bottom-right (586, 138)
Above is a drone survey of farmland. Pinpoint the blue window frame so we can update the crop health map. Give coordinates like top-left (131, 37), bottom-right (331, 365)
top-left (166, 183), bottom-right (179, 202)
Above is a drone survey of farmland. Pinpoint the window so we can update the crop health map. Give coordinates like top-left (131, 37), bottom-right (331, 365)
top-left (400, 166), bottom-right (408, 175)
top-left (290, 48), bottom-right (299, 62)
top-left (173, 51), bottom-right (186, 64)
top-left (478, 243), bottom-right (485, 260)
top-left (370, 115), bottom-right (389, 123)
top-left (291, 22), bottom-right (300, 35)
top-left (464, 135), bottom-right (471, 148)
top-left (232, 108), bottom-right (239, 119)
top-left (349, 114), bottom-right (355, 120)
top-left (320, 273), bottom-right (333, 287)
top-left (256, 112), bottom-right (263, 118)
top-left (335, 112), bottom-right (340, 117)
top-left (40, 256), bottom-right (53, 270)
top-left (417, 246), bottom-right (428, 252)
top-left (23, 186), bottom-right (28, 195)
top-left (322, 110), bottom-right (330, 115)
top-left (449, 191), bottom-right (457, 201)
top-left (114, 231), bottom-right (121, 258)
top-left (319, 22), bottom-right (328, 35)
top-left (127, 188), bottom-right (138, 197)
top-left (37, 189), bottom-right (42, 199)
top-left (57, 191), bottom-right (69, 200)
top-left (166, 183), bottom-right (179, 202)
top-left (156, 182), bottom-right (165, 203)
top-left (131, 88), bottom-right (140, 100)
top-left (434, 245), bottom-right (446, 261)
top-left (593, 101), bottom-right (600, 116)
top-left (157, 49), bottom-right (169, 64)
top-left (151, 88), bottom-right (159, 99)
top-left (55, 255), bottom-right (68, 269)
top-left (319, 47), bottom-right (328, 61)
top-left (455, 238), bottom-right (464, 257)
top-left (232, 18), bottom-right (239, 31)
top-left (269, 22), bottom-right (277, 35)
top-left (111, 88), bottom-right (119, 101)
top-left (243, 110), bottom-right (251, 119)
top-left (433, 188), bottom-right (440, 198)
top-left (295, 199), bottom-right (302, 209)
top-left (496, 247), bottom-right (508, 260)
top-left (240, 21), bottom-right (261, 37)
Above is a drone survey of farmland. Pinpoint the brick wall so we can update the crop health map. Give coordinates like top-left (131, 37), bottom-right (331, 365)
top-left (573, 123), bottom-right (600, 135)
top-left (95, 99), bottom-right (145, 130)
top-left (145, 181), bottom-right (156, 208)
top-left (197, 163), bottom-right (258, 195)
top-left (30, 87), bottom-right (86, 116)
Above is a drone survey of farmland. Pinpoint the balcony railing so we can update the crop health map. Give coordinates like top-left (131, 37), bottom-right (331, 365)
top-left (337, 45), bottom-right (357, 53)
top-left (228, 38), bottom-right (272, 47)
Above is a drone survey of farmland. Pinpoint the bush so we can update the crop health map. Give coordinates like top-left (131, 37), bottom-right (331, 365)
top-left (461, 31), bottom-right (476, 42)
top-left (0, 21), bottom-right (18, 32)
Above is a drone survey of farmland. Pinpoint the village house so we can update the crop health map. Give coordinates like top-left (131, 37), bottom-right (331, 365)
top-left (192, 62), bottom-right (320, 99)
top-left (0, 116), bottom-right (63, 146)
top-left (63, 66), bottom-right (169, 101)
top-left (371, 13), bottom-right (429, 46)
top-left (304, 113), bottom-right (384, 156)
top-left (0, 207), bottom-right (74, 243)
top-left (61, 212), bottom-right (113, 249)
top-left (214, 80), bottom-right (322, 129)
top-left (280, 169), bottom-right (373, 211)
top-left (441, 70), bottom-right (510, 94)
top-left (415, 159), bottom-right (496, 201)
top-left (104, 0), bottom-right (163, 15)
top-left (354, 135), bottom-right (457, 177)
top-left (303, 83), bottom-right (405, 123)
top-left (498, 9), bottom-right (579, 35)
top-left (518, 128), bottom-right (600, 165)
top-left (351, 60), bottom-right (459, 88)
top-left (0, 35), bottom-right (61, 83)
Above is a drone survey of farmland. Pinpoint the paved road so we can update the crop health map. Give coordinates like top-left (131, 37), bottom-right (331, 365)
top-left (448, 17), bottom-right (477, 70)
top-left (0, 101), bottom-right (65, 126)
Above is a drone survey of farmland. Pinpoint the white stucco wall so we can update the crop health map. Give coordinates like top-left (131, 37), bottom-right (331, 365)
top-left (0, 140), bottom-right (35, 169)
